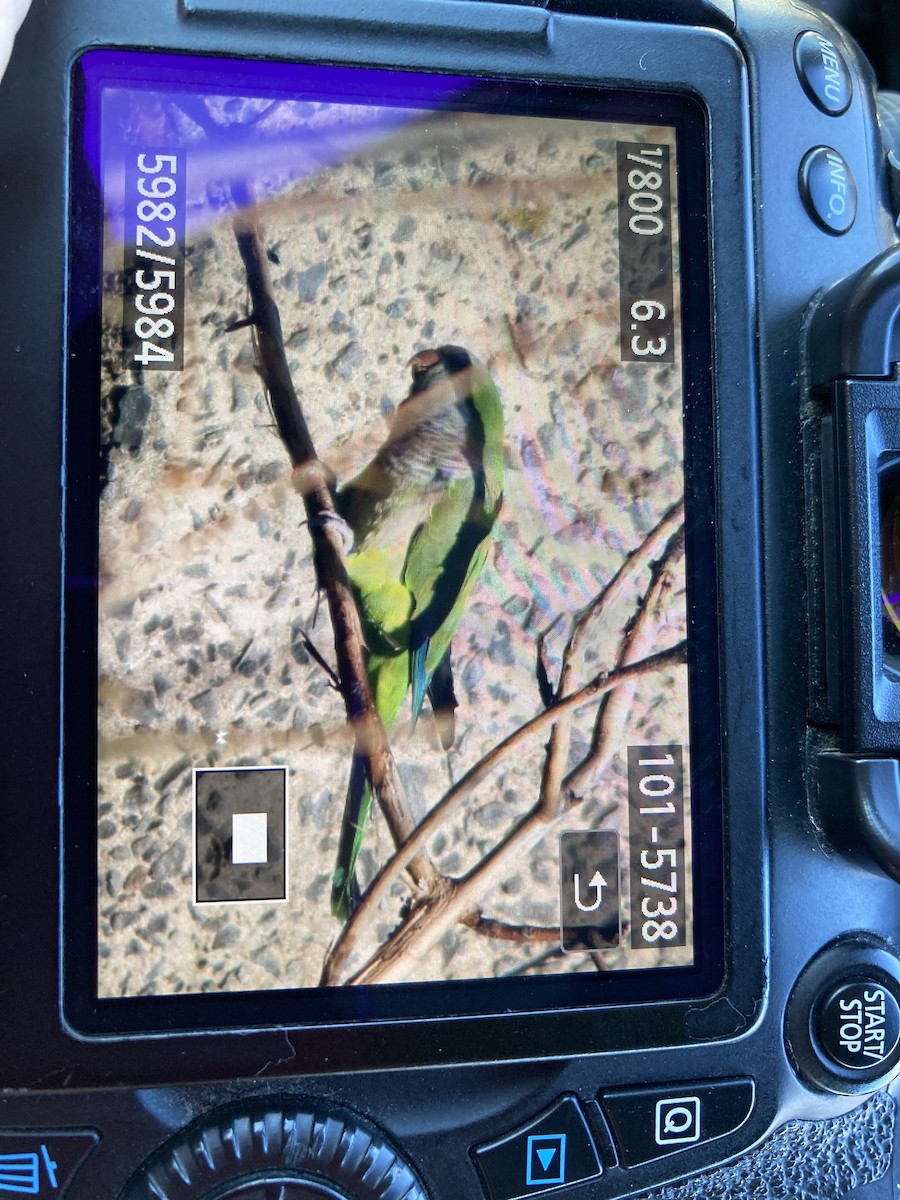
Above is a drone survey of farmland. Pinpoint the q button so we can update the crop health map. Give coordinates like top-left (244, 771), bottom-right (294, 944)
top-left (655, 1097), bottom-right (701, 1146)
top-left (599, 1079), bottom-right (754, 1169)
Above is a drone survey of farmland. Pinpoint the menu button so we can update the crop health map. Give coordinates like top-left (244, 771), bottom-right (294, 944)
top-left (795, 31), bottom-right (853, 116)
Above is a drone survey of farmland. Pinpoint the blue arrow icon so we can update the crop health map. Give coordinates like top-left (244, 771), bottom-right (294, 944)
top-left (526, 1134), bottom-right (567, 1186)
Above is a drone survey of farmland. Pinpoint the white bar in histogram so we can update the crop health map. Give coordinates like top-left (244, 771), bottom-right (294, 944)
top-left (232, 812), bottom-right (268, 864)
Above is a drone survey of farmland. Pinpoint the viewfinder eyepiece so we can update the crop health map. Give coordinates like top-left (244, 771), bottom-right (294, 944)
top-left (877, 451), bottom-right (900, 678)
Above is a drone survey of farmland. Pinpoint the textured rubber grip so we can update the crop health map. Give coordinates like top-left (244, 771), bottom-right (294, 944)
top-left (640, 1090), bottom-right (894, 1200)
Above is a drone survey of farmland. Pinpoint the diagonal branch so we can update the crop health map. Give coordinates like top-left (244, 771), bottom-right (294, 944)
top-left (321, 640), bottom-right (686, 984)
top-left (537, 501), bottom-right (684, 820)
top-left (567, 522), bottom-right (685, 796)
top-left (229, 181), bottom-right (437, 896)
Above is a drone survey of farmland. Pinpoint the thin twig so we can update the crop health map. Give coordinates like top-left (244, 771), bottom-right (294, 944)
top-left (296, 630), bottom-right (341, 689)
top-left (563, 500), bottom-right (684, 692)
top-left (567, 523), bottom-right (685, 796)
top-left (535, 502), bottom-right (684, 818)
top-left (460, 913), bottom-right (617, 948)
top-left (321, 642), bottom-right (686, 983)
top-left (460, 914), bottom-right (563, 942)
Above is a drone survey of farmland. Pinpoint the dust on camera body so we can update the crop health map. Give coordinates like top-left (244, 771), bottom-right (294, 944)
top-left (0, 0), bottom-right (899, 1197)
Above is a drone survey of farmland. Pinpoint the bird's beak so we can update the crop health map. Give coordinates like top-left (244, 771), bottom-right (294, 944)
top-left (407, 348), bottom-right (441, 376)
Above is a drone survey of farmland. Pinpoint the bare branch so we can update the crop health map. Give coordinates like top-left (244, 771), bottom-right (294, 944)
top-left (229, 185), bottom-right (437, 896)
top-left (567, 522), bottom-right (685, 796)
top-left (321, 643), bottom-right (685, 983)
top-left (327, 507), bottom-right (687, 984)
top-left (347, 796), bottom-right (621, 985)
top-left (535, 501), bottom-right (685, 840)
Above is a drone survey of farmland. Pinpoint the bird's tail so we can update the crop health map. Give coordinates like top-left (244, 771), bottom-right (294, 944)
top-left (426, 648), bottom-right (458, 750)
top-left (331, 753), bottom-right (371, 920)
top-left (410, 641), bottom-right (458, 750)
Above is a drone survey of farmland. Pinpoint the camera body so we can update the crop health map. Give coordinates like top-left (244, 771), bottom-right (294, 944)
top-left (1, 0), bottom-right (899, 1197)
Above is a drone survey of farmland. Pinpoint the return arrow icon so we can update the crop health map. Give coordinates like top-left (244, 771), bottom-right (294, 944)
top-left (573, 870), bottom-right (606, 912)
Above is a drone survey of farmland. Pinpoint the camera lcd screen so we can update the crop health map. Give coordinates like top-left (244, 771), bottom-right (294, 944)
top-left (66, 50), bottom-right (721, 1029)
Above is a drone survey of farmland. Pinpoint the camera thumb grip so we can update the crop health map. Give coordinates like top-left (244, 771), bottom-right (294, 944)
top-left (878, 91), bottom-right (900, 226)
top-left (639, 1091), bottom-right (892, 1199)
top-left (880, 92), bottom-right (900, 157)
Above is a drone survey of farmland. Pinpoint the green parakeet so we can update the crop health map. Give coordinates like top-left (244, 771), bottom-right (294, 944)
top-left (330, 344), bottom-right (504, 919)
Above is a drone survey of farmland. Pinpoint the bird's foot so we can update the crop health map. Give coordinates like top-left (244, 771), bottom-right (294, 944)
top-left (305, 510), bottom-right (355, 554)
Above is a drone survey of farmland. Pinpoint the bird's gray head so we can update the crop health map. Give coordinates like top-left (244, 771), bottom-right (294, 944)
top-left (407, 345), bottom-right (474, 395)
top-left (370, 345), bottom-right (484, 483)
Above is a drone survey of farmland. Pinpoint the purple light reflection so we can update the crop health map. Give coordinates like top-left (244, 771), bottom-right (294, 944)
top-left (79, 49), bottom-right (483, 239)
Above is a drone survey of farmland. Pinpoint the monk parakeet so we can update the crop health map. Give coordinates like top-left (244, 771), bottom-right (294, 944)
top-left (330, 345), bottom-right (504, 919)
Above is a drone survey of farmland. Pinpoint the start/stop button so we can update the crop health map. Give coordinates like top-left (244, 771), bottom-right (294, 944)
top-left (812, 978), bottom-right (900, 1072)
top-left (786, 938), bottom-right (900, 1094)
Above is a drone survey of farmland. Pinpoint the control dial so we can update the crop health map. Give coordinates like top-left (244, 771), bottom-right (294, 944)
top-left (120, 1101), bottom-right (429, 1200)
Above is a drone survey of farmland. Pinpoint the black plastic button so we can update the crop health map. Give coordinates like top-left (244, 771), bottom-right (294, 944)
top-left (785, 939), bottom-right (900, 1093)
top-left (813, 977), bottom-right (900, 1071)
top-left (0, 1131), bottom-right (98, 1196)
top-left (598, 1079), bottom-right (754, 1168)
top-left (472, 1096), bottom-right (601, 1200)
top-left (799, 146), bottom-right (858, 235)
top-left (795, 31), bottom-right (853, 115)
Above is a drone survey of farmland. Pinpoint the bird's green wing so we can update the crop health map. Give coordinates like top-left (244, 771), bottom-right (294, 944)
top-left (345, 548), bottom-right (412, 659)
top-left (404, 476), bottom-right (496, 722)
top-left (331, 549), bottom-right (414, 919)
top-left (331, 755), bottom-right (370, 920)
top-left (403, 362), bottom-right (504, 723)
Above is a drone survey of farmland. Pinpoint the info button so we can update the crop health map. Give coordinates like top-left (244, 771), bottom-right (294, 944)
top-left (799, 146), bottom-right (857, 235)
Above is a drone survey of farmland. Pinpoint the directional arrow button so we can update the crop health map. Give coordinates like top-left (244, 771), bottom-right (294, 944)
top-left (472, 1096), bottom-right (601, 1200)
top-left (526, 1134), bottom-right (566, 1185)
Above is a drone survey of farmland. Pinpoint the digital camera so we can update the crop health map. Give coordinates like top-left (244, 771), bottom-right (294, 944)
top-left (1, 0), bottom-right (900, 1197)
